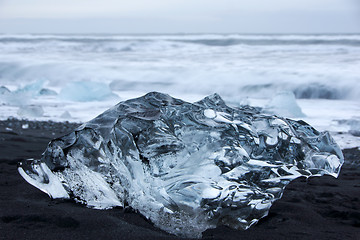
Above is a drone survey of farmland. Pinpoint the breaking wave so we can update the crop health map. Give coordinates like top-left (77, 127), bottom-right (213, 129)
top-left (0, 33), bottom-right (359, 104)
top-left (1, 34), bottom-right (360, 53)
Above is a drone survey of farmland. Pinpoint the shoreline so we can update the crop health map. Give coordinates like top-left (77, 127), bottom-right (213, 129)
top-left (0, 119), bottom-right (359, 239)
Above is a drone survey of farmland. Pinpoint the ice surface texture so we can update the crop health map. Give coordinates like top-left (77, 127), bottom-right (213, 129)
top-left (19, 92), bottom-right (343, 238)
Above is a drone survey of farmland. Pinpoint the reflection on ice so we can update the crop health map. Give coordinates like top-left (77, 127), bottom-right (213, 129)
top-left (19, 92), bottom-right (343, 238)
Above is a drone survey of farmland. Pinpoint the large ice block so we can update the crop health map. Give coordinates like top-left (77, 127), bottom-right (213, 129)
top-left (19, 92), bottom-right (343, 238)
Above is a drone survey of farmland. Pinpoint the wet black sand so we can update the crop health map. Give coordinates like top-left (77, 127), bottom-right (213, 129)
top-left (0, 119), bottom-right (359, 240)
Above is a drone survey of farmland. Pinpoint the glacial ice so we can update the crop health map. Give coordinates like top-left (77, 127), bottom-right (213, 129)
top-left (337, 119), bottom-right (360, 137)
top-left (60, 111), bottom-right (72, 119)
top-left (59, 81), bottom-right (117, 102)
top-left (266, 91), bottom-right (305, 118)
top-left (0, 86), bottom-right (11, 95)
top-left (17, 105), bottom-right (44, 118)
top-left (18, 92), bottom-right (343, 238)
top-left (39, 88), bottom-right (58, 96)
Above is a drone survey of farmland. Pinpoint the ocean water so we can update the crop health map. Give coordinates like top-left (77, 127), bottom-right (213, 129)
top-left (0, 34), bottom-right (359, 148)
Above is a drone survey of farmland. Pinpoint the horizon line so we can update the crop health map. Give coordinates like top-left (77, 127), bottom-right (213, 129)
top-left (0, 32), bottom-right (359, 35)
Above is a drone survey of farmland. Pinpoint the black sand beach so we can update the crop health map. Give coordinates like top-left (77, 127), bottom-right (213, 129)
top-left (0, 119), bottom-right (359, 240)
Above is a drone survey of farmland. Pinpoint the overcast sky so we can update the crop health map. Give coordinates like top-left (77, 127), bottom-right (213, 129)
top-left (0, 0), bottom-right (359, 34)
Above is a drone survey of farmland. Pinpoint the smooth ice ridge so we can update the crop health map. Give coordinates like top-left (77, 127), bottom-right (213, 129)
top-left (19, 92), bottom-right (344, 238)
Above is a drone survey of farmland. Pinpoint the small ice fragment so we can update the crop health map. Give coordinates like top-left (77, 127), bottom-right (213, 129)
top-left (5, 127), bottom-right (13, 131)
top-left (22, 123), bottom-right (29, 129)
top-left (266, 91), bottom-right (305, 118)
top-left (0, 86), bottom-right (11, 95)
top-left (39, 88), bottom-right (57, 96)
top-left (60, 111), bottom-right (72, 119)
top-left (349, 119), bottom-right (360, 137)
top-left (59, 81), bottom-right (117, 102)
top-left (336, 119), bottom-right (360, 137)
top-left (16, 80), bottom-right (44, 96)
top-left (17, 105), bottom-right (44, 118)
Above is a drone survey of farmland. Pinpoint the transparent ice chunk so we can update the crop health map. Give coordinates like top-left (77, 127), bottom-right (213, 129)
top-left (266, 91), bottom-right (305, 118)
top-left (336, 118), bottom-right (360, 137)
top-left (60, 111), bottom-right (72, 119)
top-left (0, 86), bottom-right (11, 95)
top-left (39, 88), bottom-right (58, 96)
top-left (18, 92), bottom-right (343, 238)
top-left (59, 81), bottom-right (118, 102)
top-left (17, 105), bottom-right (44, 118)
